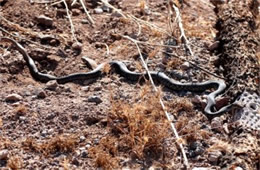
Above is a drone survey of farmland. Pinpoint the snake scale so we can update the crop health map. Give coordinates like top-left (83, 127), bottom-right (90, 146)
top-left (0, 37), bottom-right (234, 116)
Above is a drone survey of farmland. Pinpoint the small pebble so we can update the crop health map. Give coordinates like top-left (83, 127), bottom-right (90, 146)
top-left (36, 15), bottom-right (53, 27)
top-left (41, 130), bottom-right (48, 136)
top-left (36, 88), bottom-right (47, 98)
top-left (208, 41), bottom-right (220, 51)
top-left (208, 151), bottom-right (222, 164)
top-left (211, 117), bottom-right (223, 130)
top-left (5, 93), bottom-right (23, 102)
top-left (81, 56), bottom-right (98, 69)
top-left (101, 5), bottom-right (110, 12)
top-left (80, 136), bottom-right (86, 142)
top-left (19, 116), bottom-right (26, 121)
top-left (0, 149), bottom-right (9, 160)
top-left (72, 9), bottom-right (81, 16)
top-left (94, 8), bottom-right (103, 14)
top-left (46, 80), bottom-right (58, 90)
top-left (87, 96), bottom-right (102, 104)
top-left (72, 157), bottom-right (80, 166)
top-left (72, 42), bottom-right (83, 51)
top-left (180, 62), bottom-right (190, 70)
top-left (81, 86), bottom-right (90, 92)
top-left (93, 86), bottom-right (102, 91)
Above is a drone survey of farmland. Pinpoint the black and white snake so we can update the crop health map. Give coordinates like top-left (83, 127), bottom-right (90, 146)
top-left (0, 37), bottom-right (235, 117)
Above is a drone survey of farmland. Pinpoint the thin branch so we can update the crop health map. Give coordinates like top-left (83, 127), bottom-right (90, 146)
top-left (100, 0), bottom-right (127, 18)
top-left (0, 27), bottom-right (57, 51)
top-left (163, 51), bottom-right (226, 80)
top-left (169, 0), bottom-right (195, 60)
top-left (62, 0), bottom-right (78, 42)
top-left (78, 0), bottom-right (95, 26)
top-left (122, 35), bottom-right (190, 169)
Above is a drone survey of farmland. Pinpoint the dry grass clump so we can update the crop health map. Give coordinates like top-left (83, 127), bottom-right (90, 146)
top-left (7, 156), bottom-right (23, 170)
top-left (89, 85), bottom-right (170, 169)
top-left (89, 137), bottom-right (119, 169)
top-left (168, 98), bottom-right (212, 144)
top-left (23, 134), bottom-right (78, 155)
top-left (12, 104), bottom-right (27, 120)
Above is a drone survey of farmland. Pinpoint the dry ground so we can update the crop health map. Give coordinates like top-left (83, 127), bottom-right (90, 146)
top-left (0, 0), bottom-right (259, 169)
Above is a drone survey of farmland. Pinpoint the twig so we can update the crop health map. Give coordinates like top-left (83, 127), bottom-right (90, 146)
top-left (62, 0), bottom-right (78, 42)
top-left (78, 0), bottom-right (95, 26)
top-left (0, 27), bottom-right (57, 51)
top-left (163, 51), bottom-right (226, 80)
top-left (122, 35), bottom-right (190, 169)
top-left (100, 0), bottom-right (127, 18)
top-left (169, 0), bottom-right (195, 60)
top-left (129, 15), bottom-right (171, 36)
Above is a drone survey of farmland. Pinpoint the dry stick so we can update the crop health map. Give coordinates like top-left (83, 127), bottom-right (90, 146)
top-left (163, 51), bottom-right (226, 80)
top-left (170, 1), bottom-right (195, 60)
top-left (122, 35), bottom-right (190, 168)
top-left (0, 27), bottom-right (57, 51)
top-left (62, 0), bottom-right (78, 42)
top-left (78, 0), bottom-right (95, 26)
top-left (129, 15), bottom-right (172, 36)
top-left (100, 0), bottom-right (127, 18)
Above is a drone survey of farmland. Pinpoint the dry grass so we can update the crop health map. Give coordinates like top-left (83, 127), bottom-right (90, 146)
top-left (13, 104), bottom-right (27, 120)
top-left (22, 134), bottom-right (78, 155)
top-left (7, 156), bottom-right (23, 170)
top-left (89, 85), bottom-right (170, 169)
top-left (0, 117), bottom-right (2, 128)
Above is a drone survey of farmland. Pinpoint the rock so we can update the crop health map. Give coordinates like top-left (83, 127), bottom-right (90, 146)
top-left (47, 55), bottom-right (61, 63)
top-left (19, 116), bottom-right (26, 121)
top-left (81, 150), bottom-right (88, 158)
top-left (211, 117), bottom-right (223, 130)
top-left (46, 113), bottom-right (56, 120)
top-left (35, 88), bottom-right (47, 98)
top-left (81, 86), bottom-right (90, 92)
top-left (72, 157), bottom-right (80, 166)
top-left (94, 8), bottom-right (103, 14)
top-left (5, 93), bottom-right (23, 102)
top-left (0, 149), bottom-right (8, 160)
top-left (87, 96), bottom-right (102, 104)
top-left (81, 19), bottom-right (89, 24)
top-left (101, 5), bottom-right (110, 12)
top-left (72, 9), bottom-right (81, 16)
top-left (41, 130), bottom-right (48, 137)
top-left (36, 15), bottom-right (53, 27)
top-left (208, 151), bottom-right (222, 164)
top-left (46, 80), bottom-right (58, 90)
top-left (180, 62), bottom-right (190, 70)
top-left (39, 34), bottom-right (55, 41)
top-left (72, 42), bottom-right (82, 51)
top-left (81, 56), bottom-right (98, 69)
top-left (80, 136), bottom-right (86, 142)
top-left (93, 86), bottom-right (102, 91)
top-left (208, 41), bottom-right (220, 51)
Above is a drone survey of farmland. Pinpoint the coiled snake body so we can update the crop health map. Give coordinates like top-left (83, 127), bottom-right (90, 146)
top-left (1, 37), bottom-right (234, 116)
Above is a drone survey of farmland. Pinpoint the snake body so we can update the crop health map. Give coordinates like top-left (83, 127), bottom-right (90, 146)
top-left (0, 37), bottom-right (234, 116)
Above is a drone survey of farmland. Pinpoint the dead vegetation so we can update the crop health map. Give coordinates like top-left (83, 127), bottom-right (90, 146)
top-left (7, 156), bottom-right (23, 170)
top-left (22, 134), bottom-right (78, 155)
top-left (89, 85), bottom-right (170, 168)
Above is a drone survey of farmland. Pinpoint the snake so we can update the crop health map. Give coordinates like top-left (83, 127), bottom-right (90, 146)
top-left (0, 37), bottom-right (235, 117)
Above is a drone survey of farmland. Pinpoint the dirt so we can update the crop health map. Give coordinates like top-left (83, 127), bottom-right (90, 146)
top-left (0, 0), bottom-right (259, 169)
